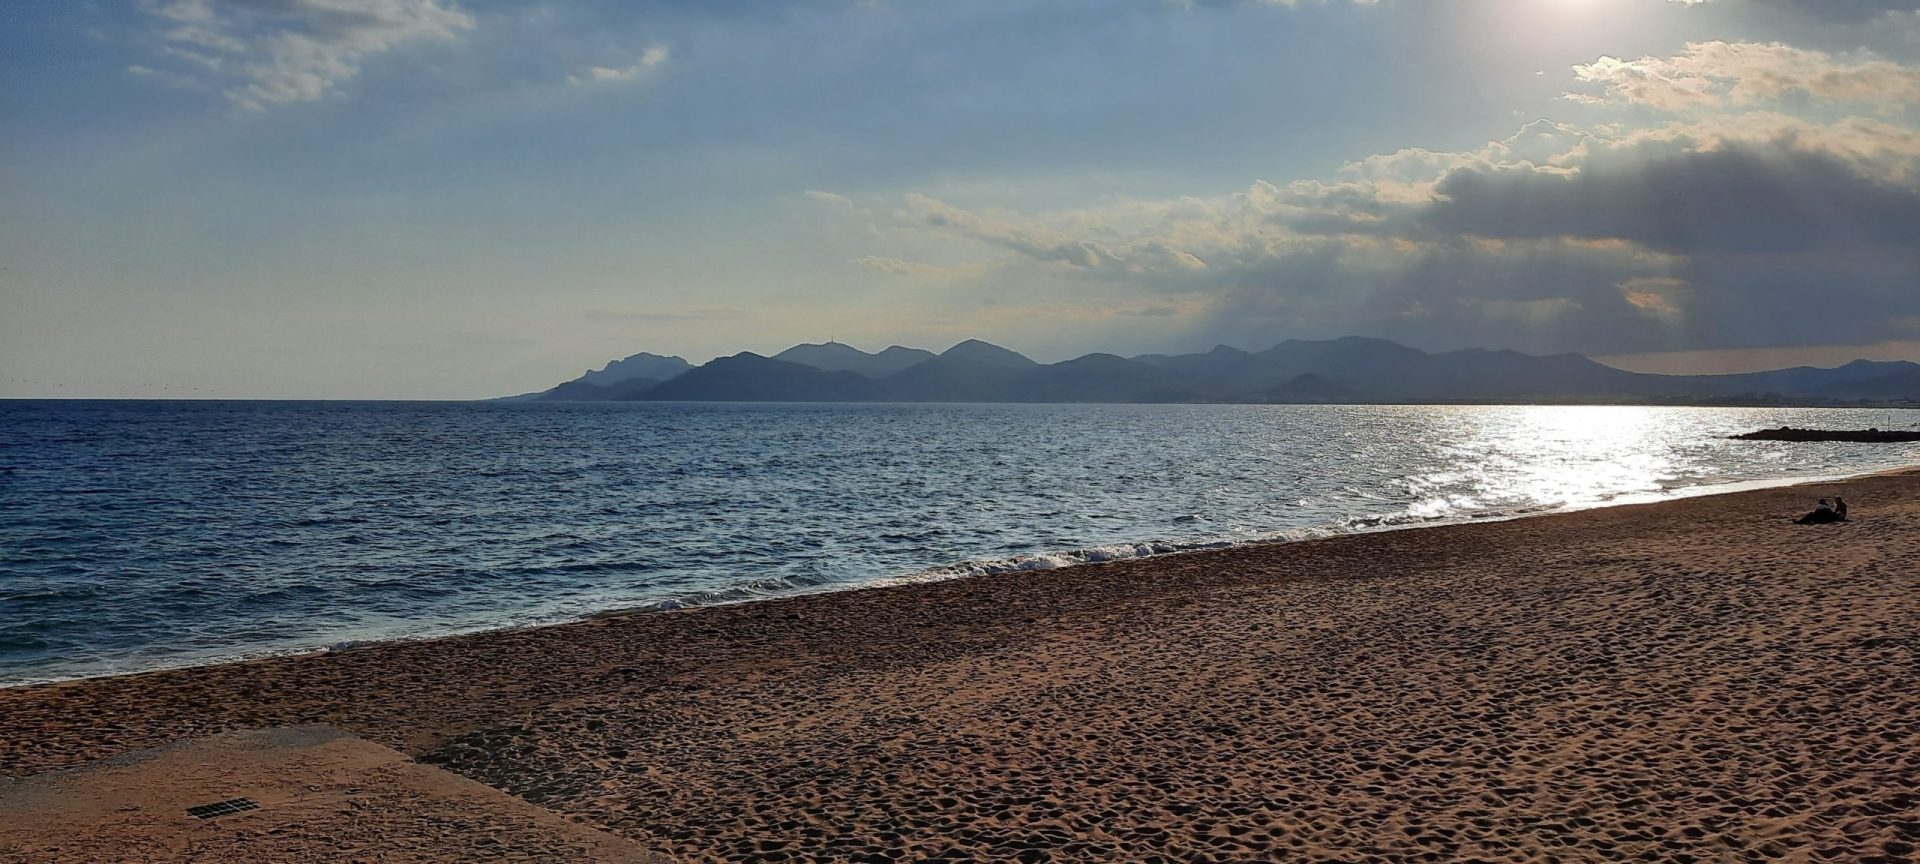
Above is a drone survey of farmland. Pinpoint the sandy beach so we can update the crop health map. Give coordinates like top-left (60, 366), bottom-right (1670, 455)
top-left (4, 471), bottom-right (1918, 863)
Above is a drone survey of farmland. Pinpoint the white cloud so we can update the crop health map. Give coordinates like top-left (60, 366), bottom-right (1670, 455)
top-left (136, 0), bottom-right (475, 110)
top-left (897, 194), bottom-right (1132, 270)
top-left (128, 64), bottom-right (208, 90)
top-left (568, 46), bottom-right (669, 86)
top-left (1568, 41), bottom-right (1920, 112)
top-left (1616, 277), bottom-right (1690, 319)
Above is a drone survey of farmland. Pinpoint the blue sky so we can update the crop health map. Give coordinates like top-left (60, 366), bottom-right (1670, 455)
top-left (5, 0), bottom-right (1920, 397)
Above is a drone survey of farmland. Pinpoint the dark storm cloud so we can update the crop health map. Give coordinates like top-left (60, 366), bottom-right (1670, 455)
top-left (899, 122), bottom-right (1920, 356)
top-left (1422, 143), bottom-right (1920, 254)
top-left (1195, 233), bottom-right (1696, 356)
top-left (1673, 248), bottom-right (1920, 348)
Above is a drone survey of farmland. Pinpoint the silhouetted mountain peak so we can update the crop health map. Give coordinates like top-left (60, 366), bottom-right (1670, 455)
top-left (576, 351), bottom-right (692, 387)
top-left (514, 336), bottom-right (1920, 405)
top-left (1838, 358), bottom-right (1919, 372)
top-left (1260, 336), bottom-right (1421, 358)
top-left (1052, 352), bottom-right (1131, 369)
top-left (642, 352), bottom-right (879, 402)
top-left (774, 341), bottom-right (867, 366)
top-left (1262, 372), bottom-right (1356, 403)
top-left (523, 350), bottom-right (693, 400)
top-left (775, 341), bottom-right (937, 378)
top-left (939, 339), bottom-right (1038, 368)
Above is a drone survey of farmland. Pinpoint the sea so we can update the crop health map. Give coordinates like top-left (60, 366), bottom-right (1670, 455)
top-left (3, 400), bottom-right (1917, 685)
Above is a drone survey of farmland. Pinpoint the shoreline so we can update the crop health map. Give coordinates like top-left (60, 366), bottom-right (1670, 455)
top-left (4, 468), bottom-right (1917, 861)
top-left (10, 396), bottom-right (1920, 408)
top-left (8, 459), bottom-right (1914, 690)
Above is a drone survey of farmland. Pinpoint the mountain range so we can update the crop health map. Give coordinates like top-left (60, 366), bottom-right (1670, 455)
top-left (505, 338), bottom-right (1920, 406)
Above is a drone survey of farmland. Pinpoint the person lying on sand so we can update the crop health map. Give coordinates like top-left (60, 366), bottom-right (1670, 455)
top-left (1794, 499), bottom-right (1842, 525)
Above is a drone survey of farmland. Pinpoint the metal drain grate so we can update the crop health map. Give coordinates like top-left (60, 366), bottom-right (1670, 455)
top-left (185, 798), bottom-right (260, 820)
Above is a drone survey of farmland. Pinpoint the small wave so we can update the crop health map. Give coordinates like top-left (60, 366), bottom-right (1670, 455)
top-left (1, 586), bottom-right (103, 605)
top-left (563, 505), bottom-right (1571, 620)
top-left (506, 560), bottom-right (656, 579)
top-left (0, 634), bottom-right (52, 651)
top-left (838, 537), bottom-right (1249, 587)
top-left (238, 583), bottom-right (334, 605)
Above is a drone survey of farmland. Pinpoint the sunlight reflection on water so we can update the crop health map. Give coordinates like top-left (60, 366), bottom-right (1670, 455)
top-left (2, 401), bottom-right (1916, 683)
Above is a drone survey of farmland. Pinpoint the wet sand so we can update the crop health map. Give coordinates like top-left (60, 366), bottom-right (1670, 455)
top-left (4, 471), bottom-right (1918, 862)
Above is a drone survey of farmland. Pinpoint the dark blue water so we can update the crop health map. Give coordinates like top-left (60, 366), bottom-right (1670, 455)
top-left (3, 400), bottom-right (1916, 684)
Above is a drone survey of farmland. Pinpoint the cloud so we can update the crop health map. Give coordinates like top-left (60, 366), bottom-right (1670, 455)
top-left (847, 252), bottom-right (1006, 282)
top-left (127, 63), bottom-right (207, 90)
top-left (1423, 140), bottom-right (1920, 254)
top-left (1567, 41), bottom-right (1920, 111)
top-left (137, 0), bottom-right (475, 109)
top-left (853, 256), bottom-right (940, 276)
top-left (567, 46), bottom-right (669, 86)
top-left (1337, 120), bottom-right (1590, 186)
top-left (1616, 277), bottom-right (1689, 319)
top-left (894, 184), bottom-right (1679, 354)
top-left (850, 256), bottom-right (990, 279)
top-left (897, 194), bottom-right (1127, 270)
top-left (803, 190), bottom-right (855, 208)
top-left (879, 99), bottom-right (1920, 356)
top-left (1461, 297), bottom-right (1584, 324)
top-left (1669, 0), bottom-right (1920, 16)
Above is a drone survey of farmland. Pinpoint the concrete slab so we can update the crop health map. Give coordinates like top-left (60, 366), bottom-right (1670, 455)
top-left (0, 725), bottom-right (667, 864)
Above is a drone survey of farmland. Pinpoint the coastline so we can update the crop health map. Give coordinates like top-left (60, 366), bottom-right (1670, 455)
top-left (5, 468), bottom-right (1918, 861)
top-left (9, 459), bottom-right (1917, 691)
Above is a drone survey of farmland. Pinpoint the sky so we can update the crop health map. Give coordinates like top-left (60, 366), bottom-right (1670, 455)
top-left (4, 0), bottom-right (1920, 398)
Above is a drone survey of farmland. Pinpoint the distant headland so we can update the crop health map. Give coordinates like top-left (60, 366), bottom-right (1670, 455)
top-left (501, 337), bottom-right (1920, 407)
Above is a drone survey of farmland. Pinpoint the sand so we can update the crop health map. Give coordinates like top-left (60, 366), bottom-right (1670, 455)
top-left (3, 471), bottom-right (1918, 863)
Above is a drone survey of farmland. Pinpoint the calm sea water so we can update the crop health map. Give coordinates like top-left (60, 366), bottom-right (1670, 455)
top-left (3, 400), bottom-right (1917, 685)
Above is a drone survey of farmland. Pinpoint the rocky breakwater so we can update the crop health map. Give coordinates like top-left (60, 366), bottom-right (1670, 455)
top-left (1730, 426), bottom-right (1920, 442)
